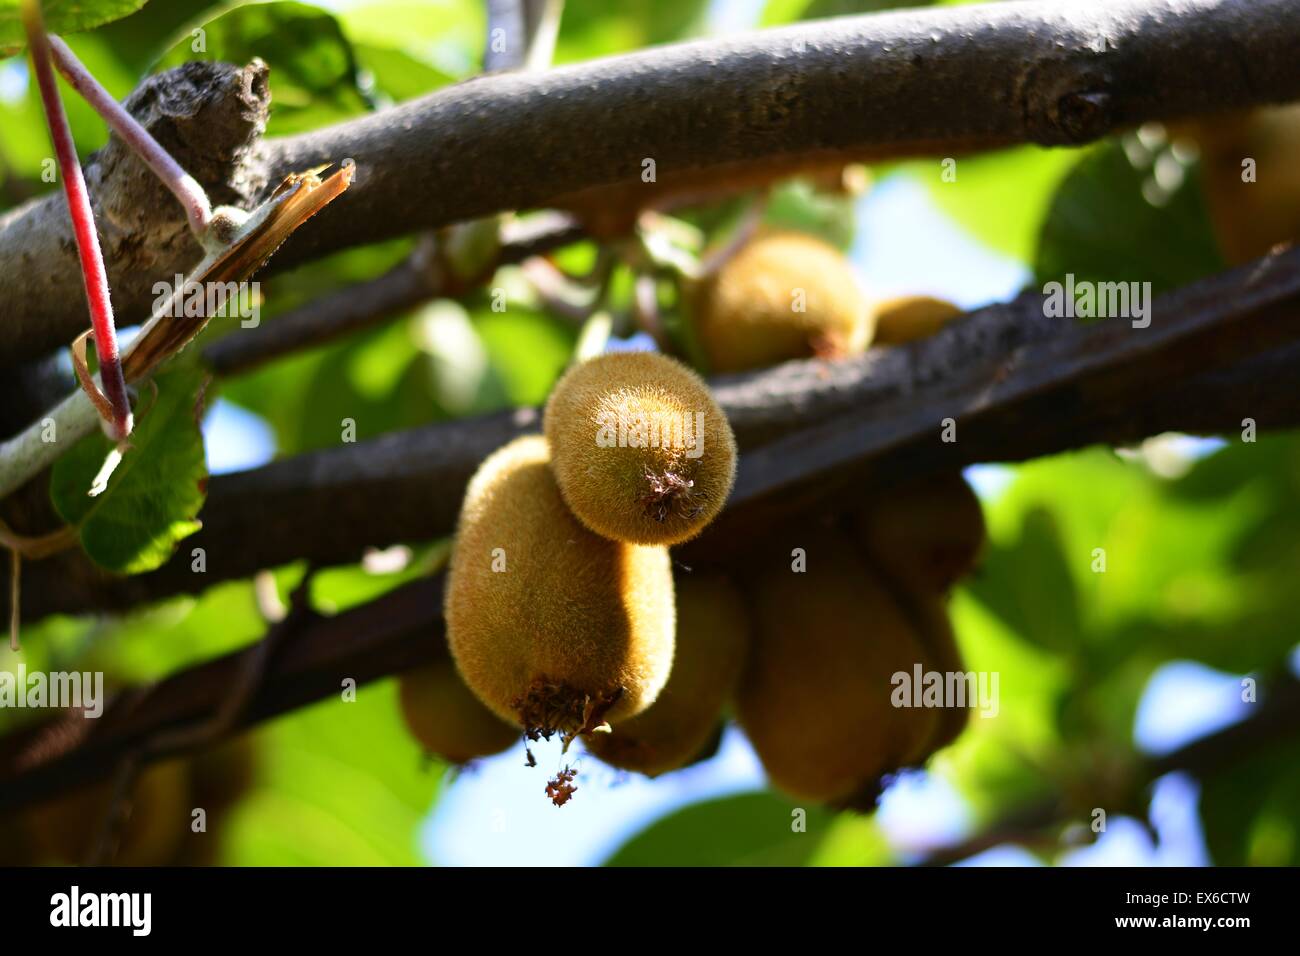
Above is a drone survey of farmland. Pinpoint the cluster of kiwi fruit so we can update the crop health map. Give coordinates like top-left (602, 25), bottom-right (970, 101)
top-left (399, 225), bottom-right (983, 810)
top-left (398, 349), bottom-right (740, 802)
top-left (3, 735), bottom-right (257, 866)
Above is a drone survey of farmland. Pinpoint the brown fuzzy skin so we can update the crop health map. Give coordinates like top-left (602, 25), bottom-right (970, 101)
top-left (543, 351), bottom-right (737, 546)
top-left (735, 526), bottom-right (938, 805)
top-left (174, 736), bottom-right (259, 866)
top-left (26, 758), bottom-right (191, 866)
top-left (398, 657), bottom-right (519, 763)
top-left (587, 572), bottom-right (750, 776)
top-left (871, 295), bottom-right (962, 346)
top-left (690, 230), bottom-right (873, 373)
top-left (852, 471), bottom-right (986, 595)
top-left (445, 435), bottom-right (675, 737)
top-left (1180, 105), bottom-right (1300, 266)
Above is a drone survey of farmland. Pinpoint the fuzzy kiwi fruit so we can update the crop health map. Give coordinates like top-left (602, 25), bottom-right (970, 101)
top-left (399, 655), bottom-right (519, 763)
top-left (871, 295), bottom-right (962, 346)
top-left (735, 526), bottom-right (939, 808)
top-left (587, 572), bottom-right (750, 776)
top-left (689, 230), bottom-right (873, 373)
top-left (1180, 105), bottom-right (1300, 265)
top-left (26, 758), bottom-right (190, 866)
top-left (851, 471), bottom-right (985, 595)
top-left (445, 434), bottom-right (675, 740)
top-left (544, 351), bottom-right (737, 546)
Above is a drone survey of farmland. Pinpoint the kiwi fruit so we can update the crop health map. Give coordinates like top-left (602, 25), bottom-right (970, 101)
top-left (445, 434), bottom-right (675, 740)
top-left (688, 229), bottom-right (873, 373)
top-left (871, 295), bottom-right (962, 346)
top-left (398, 656), bottom-right (519, 763)
top-left (587, 572), bottom-right (750, 776)
top-left (851, 471), bottom-right (986, 595)
top-left (26, 758), bottom-right (190, 866)
top-left (173, 736), bottom-right (259, 866)
top-left (1182, 104), bottom-right (1300, 265)
top-left (544, 351), bottom-right (737, 546)
top-left (735, 526), bottom-right (939, 808)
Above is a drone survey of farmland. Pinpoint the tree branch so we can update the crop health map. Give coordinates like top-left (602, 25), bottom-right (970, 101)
top-left (12, 243), bottom-right (1300, 620)
top-left (4, 0), bottom-right (1300, 365)
top-left (0, 60), bottom-right (270, 367)
top-left (3, 578), bottom-right (1297, 816)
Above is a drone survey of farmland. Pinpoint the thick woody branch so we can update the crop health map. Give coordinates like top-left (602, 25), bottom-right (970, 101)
top-left (4, 0), bottom-right (1300, 364)
top-left (1, 585), bottom-right (1296, 815)
top-left (0, 60), bottom-right (270, 367)
top-left (12, 244), bottom-right (1300, 620)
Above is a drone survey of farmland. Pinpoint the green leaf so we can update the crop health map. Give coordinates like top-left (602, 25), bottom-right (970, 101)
top-left (50, 367), bottom-right (208, 574)
top-left (967, 506), bottom-right (1081, 654)
top-left (1034, 137), bottom-right (1225, 299)
top-left (605, 791), bottom-right (832, 866)
top-left (154, 2), bottom-right (371, 136)
top-left (0, 0), bottom-right (147, 56)
top-left (761, 0), bottom-right (933, 27)
top-left (221, 680), bottom-right (443, 865)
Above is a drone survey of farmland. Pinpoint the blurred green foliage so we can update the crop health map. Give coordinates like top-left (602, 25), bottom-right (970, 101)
top-left (1, 0), bottom-right (1295, 869)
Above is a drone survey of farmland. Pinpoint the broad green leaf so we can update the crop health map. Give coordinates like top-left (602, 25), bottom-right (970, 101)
top-left (1034, 137), bottom-right (1225, 300)
top-left (555, 0), bottom-right (707, 63)
top-left (967, 506), bottom-right (1081, 654)
top-left (605, 791), bottom-right (832, 866)
top-left (337, 0), bottom-right (482, 79)
top-left (221, 680), bottom-right (443, 865)
top-left (155, 1), bottom-right (370, 135)
top-left (50, 367), bottom-right (208, 574)
top-left (0, 0), bottom-right (147, 56)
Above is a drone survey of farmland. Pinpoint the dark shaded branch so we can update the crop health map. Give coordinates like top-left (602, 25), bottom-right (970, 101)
top-left (5, 0), bottom-right (1300, 364)
top-left (3, 584), bottom-right (1297, 815)
top-left (13, 244), bottom-right (1300, 620)
top-left (0, 577), bottom-right (444, 810)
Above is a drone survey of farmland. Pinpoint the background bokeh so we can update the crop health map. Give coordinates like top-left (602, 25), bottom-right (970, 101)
top-left (1, 0), bottom-right (1297, 866)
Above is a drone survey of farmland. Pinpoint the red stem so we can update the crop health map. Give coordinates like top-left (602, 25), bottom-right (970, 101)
top-left (23, 0), bottom-right (132, 440)
top-left (48, 35), bottom-right (211, 239)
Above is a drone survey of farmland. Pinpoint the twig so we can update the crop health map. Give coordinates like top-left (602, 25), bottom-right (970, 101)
top-left (14, 242), bottom-right (1300, 620)
top-left (7, 1), bottom-right (1300, 363)
top-left (0, 165), bottom-right (353, 502)
top-left (48, 35), bottom-right (212, 241)
top-left (22, 0), bottom-right (132, 441)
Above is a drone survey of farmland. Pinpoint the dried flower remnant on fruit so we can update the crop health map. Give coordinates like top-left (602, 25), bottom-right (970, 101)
top-left (546, 767), bottom-right (579, 807)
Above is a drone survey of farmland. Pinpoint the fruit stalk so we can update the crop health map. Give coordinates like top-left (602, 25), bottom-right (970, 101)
top-left (48, 34), bottom-right (213, 241)
top-left (22, 0), bottom-right (132, 441)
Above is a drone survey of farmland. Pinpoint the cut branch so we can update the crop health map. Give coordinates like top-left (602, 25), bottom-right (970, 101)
top-left (13, 243), bottom-right (1300, 620)
top-left (4, 0), bottom-right (1300, 365)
